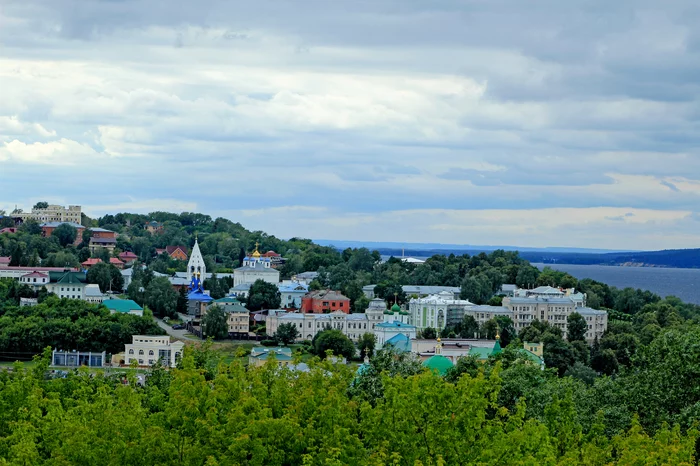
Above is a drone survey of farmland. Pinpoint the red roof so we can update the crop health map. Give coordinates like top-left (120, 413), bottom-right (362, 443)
top-left (109, 257), bottom-right (124, 265)
top-left (0, 228), bottom-right (17, 234)
top-left (166, 245), bottom-right (188, 255)
top-left (262, 250), bottom-right (281, 258)
top-left (119, 251), bottom-right (138, 259)
top-left (81, 258), bottom-right (103, 266)
top-left (0, 266), bottom-right (79, 272)
top-left (21, 271), bottom-right (49, 278)
top-left (0, 256), bottom-right (10, 265)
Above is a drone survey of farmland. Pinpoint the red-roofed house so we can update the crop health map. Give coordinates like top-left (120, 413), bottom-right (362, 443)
top-left (81, 258), bottom-right (102, 269)
top-left (159, 246), bottom-right (188, 261)
top-left (19, 271), bottom-right (49, 288)
top-left (301, 290), bottom-right (351, 314)
top-left (88, 228), bottom-right (118, 253)
top-left (262, 250), bottom-right (284, 267)
top-left (118, 251), bottom-right (138, 265)
top-left (0, 227), bottom-right (18, 234)
top-left (109, 257), bottom-right (124, 269)
top-left (0, 257), bottom-right (10, 268)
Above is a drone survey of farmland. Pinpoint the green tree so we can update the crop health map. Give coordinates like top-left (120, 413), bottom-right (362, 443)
top-left (201, 305), bottom-right (229, 340)
top-left (313, 329), bottom-right (355, 359)
top-left (274, 322), bottom-right (300, 345)
top-left (420, 327), bottom-right (437, 339)
top-left (86, 262), bottom-right (124, 293)
top-left (566, 312), bottom-right (587, 342)
top-left (247, 279), bottom-right (281, 311)
top-left (52, 223), bottom-right (78, 246)
top-left (357, 332), bottom-right (377, 358)
top-left (459, 315), bottom-right (479, 338)
top-left (33, 201), bottom-right (49, 209)
top-left (145, 276), bottom-right (178, 318)
top-left (176, 286), bottom-right (188, 314)
top-left (460, 274), bottom-right (492, 304)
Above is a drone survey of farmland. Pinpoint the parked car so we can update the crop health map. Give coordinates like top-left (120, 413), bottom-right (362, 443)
top-left (171, 324), bottom-right (185, 330)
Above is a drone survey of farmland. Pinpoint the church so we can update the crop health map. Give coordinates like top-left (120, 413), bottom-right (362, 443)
top-left (233, 243), bottom-right (280, 287)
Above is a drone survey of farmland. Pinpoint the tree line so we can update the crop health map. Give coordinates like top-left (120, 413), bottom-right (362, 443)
top-left (0, 343), bottom-right (696, 465)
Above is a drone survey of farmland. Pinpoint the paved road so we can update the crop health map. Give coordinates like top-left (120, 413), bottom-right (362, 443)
top-left (155, 318), bottom-right (200, 342)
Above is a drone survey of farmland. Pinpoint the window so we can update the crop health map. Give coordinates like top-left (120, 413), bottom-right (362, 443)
top-left (148, 360), bottom-right (154, 365)
top-left (138, 359), bottom-right (144, 364)
top-left (139, 350), bottom-right (144, 355)
top-left (129, 349), bottom-right (134, 354)
top-left (149, 350), bottom-right (154, 355)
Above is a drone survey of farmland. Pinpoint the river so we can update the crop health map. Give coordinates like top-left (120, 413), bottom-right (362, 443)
top-left (532, 263), bottom-right (700, 304)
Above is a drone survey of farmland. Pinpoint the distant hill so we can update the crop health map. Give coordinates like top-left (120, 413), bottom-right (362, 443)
top-left (313, 239), bottom-right (635, 255)
top-left (314, 240), bottom-right (700, 269)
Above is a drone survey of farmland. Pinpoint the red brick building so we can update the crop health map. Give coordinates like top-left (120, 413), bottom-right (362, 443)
top-left (118, 251), bottom-right (138, 264)
top-left (41, 222), bottom-right (85, 246)
top-left (301, 290), bottom-right (351, 314)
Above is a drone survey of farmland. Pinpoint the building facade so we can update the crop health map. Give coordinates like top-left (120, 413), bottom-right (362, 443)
top-left (41, 222), bottom-right (85, 246)
top-left (502, 296), bottom-right (606, 342)
top-left (408, 292), bottom-right (475, 331)
top-left (18, 205), bottom-right (81, 224)
top-left (88, 228), bottom-right (118, 252)
top-left (278, 281), bottom-right (309, 308)
top-left (210, 297), bottom-right (250, 336)
top-left (125, 335), bottom-right (184, 368)
top-left (233, 245), bottom-right (280, 287)
top-left (267, 310), bottom-right (375, 342)
top-left (375, 321), bottom-right (417, 348)
top-left (300, 290), bottom-right (351, 314)
top-left (47, 271), bottom-right (87, 300)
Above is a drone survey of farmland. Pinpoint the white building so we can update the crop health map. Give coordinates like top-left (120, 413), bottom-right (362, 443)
top-left (19, 271), bottom-right (49, 289)
top-left (502, 296), bottom-right (606, 342)
top-left (84, 284), bottom-right (106, 304)
top-left (409, 292), bottom-right (475, 331)
top-left (362, 284), bottom-right (461, 300)
top-left (233, 244), bottom-right (280, 287)
top-left (278, 281), bottom-right (309, 308)
top-left (266, 307), bottom-right (383, 343)
top-left (375, 321), bottom-right (417, 348)
top-left (125, 335), bottom-right (184, 368)
top-left (17, 204), bottom-right (81, 224)
top-left (46, 271), bottom-right (87, 300)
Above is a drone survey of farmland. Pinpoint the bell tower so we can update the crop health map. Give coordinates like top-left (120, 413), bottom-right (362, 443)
top-left (187, 234), bottom-right (206, 284)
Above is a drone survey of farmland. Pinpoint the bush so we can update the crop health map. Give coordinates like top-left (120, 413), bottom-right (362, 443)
top-left (261, 339), bottom-right (278, 347)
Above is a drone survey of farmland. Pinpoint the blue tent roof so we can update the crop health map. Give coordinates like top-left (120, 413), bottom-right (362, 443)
top-left (187, 289), bottom-right (213, 302)
top-left (385, 333), bottom-right (411, 353)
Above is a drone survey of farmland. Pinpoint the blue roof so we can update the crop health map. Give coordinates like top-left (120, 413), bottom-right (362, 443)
top-left (187, 289), bottom-right (213, 302)
top-left (385, 333), bottom-right (411, 352)
top-left (376, 321), bottom-right (416, 330)
top-left (278, 283), bottom-right (309, 292)
top-left (41, 221), bottom-right (84, 229)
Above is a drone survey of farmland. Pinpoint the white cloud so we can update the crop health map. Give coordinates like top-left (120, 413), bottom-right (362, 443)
top-left (0, 139), bottom-right (101, 165)
top-left (1, 0), bottom-right (700, 248)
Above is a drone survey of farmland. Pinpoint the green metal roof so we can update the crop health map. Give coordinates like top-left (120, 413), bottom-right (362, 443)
top-left (518, 349), bottom-right (544, 365)
top-left (102, 299), bottom-right (143, 313)
top-left (422, 355), bottom-right (454, 375)
top-left (49, 271), bottom-right (86, 285)
top-left (469, 347), bottom-right (493, 361)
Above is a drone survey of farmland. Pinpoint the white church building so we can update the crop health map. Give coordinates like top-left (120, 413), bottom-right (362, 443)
top-left (233, 243), bottom-right (280, 287)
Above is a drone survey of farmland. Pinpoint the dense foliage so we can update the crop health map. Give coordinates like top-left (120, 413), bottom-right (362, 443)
top-left (0, 346), bottom-right (697, 465)
top-left (0, 280), bottom-right (164, 357)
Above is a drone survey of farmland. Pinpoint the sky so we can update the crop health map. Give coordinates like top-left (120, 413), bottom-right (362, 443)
top-left (1, 0), bottom-right (700, 250)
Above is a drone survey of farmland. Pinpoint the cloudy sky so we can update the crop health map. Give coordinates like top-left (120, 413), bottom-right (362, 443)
top-left (1, 0), bottom-right (699, 250)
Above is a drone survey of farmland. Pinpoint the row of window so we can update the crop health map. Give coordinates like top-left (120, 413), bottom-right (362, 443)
top-left (128, 349), bottom-right (156, 355)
